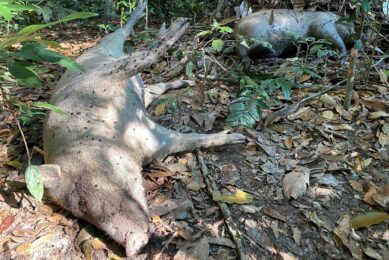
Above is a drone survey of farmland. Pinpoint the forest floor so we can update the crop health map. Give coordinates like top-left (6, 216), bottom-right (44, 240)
top-left (1, 16), bottom-right (389, 260)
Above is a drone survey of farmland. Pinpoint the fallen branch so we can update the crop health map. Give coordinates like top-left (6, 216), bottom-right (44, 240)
top-left (263, 79), bottom-right (346, 127)
top-left (196, 150), bottom-right (246, 260)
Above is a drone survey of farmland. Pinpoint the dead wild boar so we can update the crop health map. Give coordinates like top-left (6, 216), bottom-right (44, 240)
top-left (234, 9), bottom-right (354, 67)
top-left (37, 0), bottom-right (245, 257)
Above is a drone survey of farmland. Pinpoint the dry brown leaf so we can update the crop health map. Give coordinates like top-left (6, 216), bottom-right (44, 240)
top-left (149, 199), bottom-right (178, 216)
top-left (349, 180), bottom-right (364, 193)
top-left (297, 74), bottom-right (311, 83)
top-left (369, 111), bottom-right (389, 119)
top-left (0, 215), bottom-right (15, 233)
top-left (147, 171), bottom-right (175, 178)
top-left (29, 234), bottom-right (53, 254)
top-left (319, 94), bottom-right (338, 108)
top-left (12, 226), bottom-right (36, 238)
top-left (292, 228), bottom-right (301, 246)
top-left (322, 110), bottom-right (334, 120)
top-left (372, 184), bottom-right (389, 208)
top-left (282, 167), bottom-right (310, 199)
top-left (173, 237), bottom-right (209, 260)
top-left (333, 215), bottom-right (363, 260)
top-left (354, 156), bottom-right (363, 173)
top-left (382, 123), bottom-right (389, 134)
top-left (350, 212), bottom-right (389, 230)
top-left (278, 251), bottom-right (297, 260)
top-left (378, 69), bottom-right (388, 84)
top-left (187, 237), bottom-right (209, 260)
top-left (324, 123), bottom-right (355, 131)
top-left (360, 99), bottom-right (386, 111)
top-left (363, 182), bottom-right (378, 206)
top-left (362, 246), bottom-right (382, 260)
top-left (263, 206), bottom-right (286, 222)
top-left (284, 136), bottom-right (293, 149)
top-left (303, 211), bottom-right (332, 231)
top-left (378, 133), bottom-right (389, 146)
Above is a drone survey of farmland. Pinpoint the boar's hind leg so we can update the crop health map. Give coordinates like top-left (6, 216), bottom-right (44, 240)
top-left (237, 43), bottom-right (251, 69)
top-left (144, 80), bottom-right (195, 107)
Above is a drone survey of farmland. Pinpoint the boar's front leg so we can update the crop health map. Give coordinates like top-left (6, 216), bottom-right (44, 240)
top-left (142, 119), bottom-right (246, 163)
top-left (237, 41), bottom-right (252, 69)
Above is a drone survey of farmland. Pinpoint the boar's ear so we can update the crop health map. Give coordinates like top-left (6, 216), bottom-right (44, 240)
top-left (37, 164), bottom-right (62, 189)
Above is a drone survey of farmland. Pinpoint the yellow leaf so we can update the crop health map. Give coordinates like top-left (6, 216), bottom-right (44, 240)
top-left (82, 239), bottom-right (93, 260)
top-left (32, 146), bottom-right (45, 156)
top-left (91, 238), bottom-right (106, 250)
top-left (108, 252), bottom-right (122, 260)
top-left (213, 189), bottom-right (253, 204)
top-left (150, 215), bottom-right (161, 223)
top-left (354, 156), bottom-right (363, 173)
top-left (15, 242), bottom-right (31, 255)
top-left (350, 212), bottom-right (389, 230)
top-left (6, 160), bottom-right (23, 170)
top-left (154, 103), bottom-right (166, 116)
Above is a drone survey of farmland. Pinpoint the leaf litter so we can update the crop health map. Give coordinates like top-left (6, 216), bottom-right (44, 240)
top-left (1, 10), bottom-right (389, 260)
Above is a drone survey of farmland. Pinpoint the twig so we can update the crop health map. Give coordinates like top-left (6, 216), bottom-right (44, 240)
top-left (0, 87), bottom-right (31, 165)
top-left (344, 48), bottom-right (358, 110)
top-left (196, 150), bottom-right (246, 260)
top-left (196, 74), bottom-right (239, 84)
top-left (263, 79), bottom-right (346, 124)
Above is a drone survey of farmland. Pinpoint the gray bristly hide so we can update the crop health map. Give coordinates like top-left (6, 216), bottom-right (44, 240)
top-left (234, 9), bottom-right (354, 68)
top-left (38, 0), bottom-right (246, 257)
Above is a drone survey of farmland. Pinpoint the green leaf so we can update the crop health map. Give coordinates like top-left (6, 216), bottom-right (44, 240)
top-left (361, 0), bottom-right (371, 12)
top-left (305, 69), bottom-right (321, 78)
top-left (18, 44), bottom-right (45, 62)
top-left (0, 5), bottom-right (12, 21)
top-left (276, 77), bottom-right (292, 99)
top-left (0, 32), bottom-right (42, 49)
top-left (185, 61), bottom-right (194, 79)
top-left (211, 19), bottom-right (220, 29)
top-left (220, 26), bottom-right (233, 33)
top-left (5, 4), bottom-right (37, 12)
top-left (18, 12), bottom-right (97, 36)
top-left (8, 61), bottom-right (41, 88)
top-left (196, 30), bottom-right (210, 37)
top-left (32, 101), bottom-right (67, 115)
top-left (25, 165), bottom-right (44, 202)
top-left (212, 39), bottom-right (224, 52)
top-left (21, 43), bottom-right (83, 72)
top-left (354, 40), bottom-right (363, 50)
